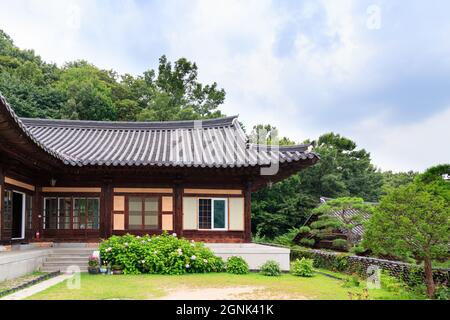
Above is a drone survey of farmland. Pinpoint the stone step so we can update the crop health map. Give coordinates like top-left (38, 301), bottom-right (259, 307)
top-left (43, 261), bottom-right (88, 266)
top-left (45, 257), bottom-right (89, 263)
top-left (51, 248), bottom-right (97, 254)
top-left (48, 254), bottom-right (91, 258)
top-left (52, 243), bottom-right (99, 248)
top-left (41, 266), bottom-right (89, 273)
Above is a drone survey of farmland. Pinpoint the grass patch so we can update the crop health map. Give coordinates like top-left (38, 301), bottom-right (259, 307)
top-left (27, 271), bottom-right (418, 300)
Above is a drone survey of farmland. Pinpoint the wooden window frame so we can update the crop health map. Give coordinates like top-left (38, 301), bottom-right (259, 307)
top-left (43, 196), bottom-right (100, 231)
top-left (197, 198), bottom-right (228, 231)
top-left (125, 195), bottom-right (162, 231)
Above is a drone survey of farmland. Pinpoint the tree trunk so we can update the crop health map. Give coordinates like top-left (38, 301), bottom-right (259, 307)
top-left (423, 257), bottom-right (435, 298)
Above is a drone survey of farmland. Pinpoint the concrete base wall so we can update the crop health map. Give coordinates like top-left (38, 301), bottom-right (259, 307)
top-left (206, 243), bottom-right (291, 271)
top-left (0, 249), bottom-right (52, 282)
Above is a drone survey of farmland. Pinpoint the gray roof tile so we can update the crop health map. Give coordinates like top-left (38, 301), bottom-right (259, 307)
top-left (1, 93), bottom-right (319, 168)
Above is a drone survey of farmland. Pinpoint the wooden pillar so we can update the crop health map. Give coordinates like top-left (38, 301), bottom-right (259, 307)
top-left (174, 182), bottom-right (183, 237)
top-left (34, 186), bottom-right (43, 241)
top-left (244, 180), bottom-right (252, 243)
top-left (101, 179), bottom-right (113, 239)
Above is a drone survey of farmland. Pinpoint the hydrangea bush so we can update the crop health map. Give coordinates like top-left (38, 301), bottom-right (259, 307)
top-left (99, 233), bottom-right (224, 275)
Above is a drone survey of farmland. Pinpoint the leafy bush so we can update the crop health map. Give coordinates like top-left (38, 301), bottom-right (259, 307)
top-left (299, 238), bottom-right (315, 247)
top-left (99, 233), bottom-right (224, 275)
top-left (332, 239), bottom-right (348, 250)
top-left (349, 245), bottom-right (366, 255)
top-left (291, 258), bottom-right (314, 277)
top-left (260, 260), bottom-right (281, 276)
top-left (226, 256), bottom-right (249, 274)
top-left (342, 274), bottom-right (360, 288)
top-left (434, 285), bottom-right (450, 300)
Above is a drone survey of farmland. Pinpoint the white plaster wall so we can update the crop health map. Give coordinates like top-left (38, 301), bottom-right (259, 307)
top-left (206, 243), bottom-right (291, 271)
top-left (0, 249), bottom-right (52, 282)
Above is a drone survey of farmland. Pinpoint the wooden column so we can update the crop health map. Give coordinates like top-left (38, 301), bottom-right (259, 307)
top-left (174, 182), bottom-right (183, 237)
top-left (101, 179), bottom-right (113, 239)
top-left (244, 180), bottom-right (252, 243)
top-left (33, 186), bottom-right (43, 241)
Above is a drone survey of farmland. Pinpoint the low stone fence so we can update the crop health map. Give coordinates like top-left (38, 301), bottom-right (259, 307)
top-left (291, 247), bottom-right (450, 286)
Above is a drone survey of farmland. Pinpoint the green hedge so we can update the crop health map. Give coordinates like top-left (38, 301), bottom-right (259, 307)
top-left (99, 233), bottom-right (224, 275)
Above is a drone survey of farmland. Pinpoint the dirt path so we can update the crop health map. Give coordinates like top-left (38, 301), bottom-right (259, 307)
top-left (160, 286), bottom-right (308, 300)
top-left (161, 286), bottom-right (262, 300)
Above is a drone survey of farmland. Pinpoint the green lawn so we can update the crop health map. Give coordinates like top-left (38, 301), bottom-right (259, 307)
top-left (27, 271), bottom-right (418, 300)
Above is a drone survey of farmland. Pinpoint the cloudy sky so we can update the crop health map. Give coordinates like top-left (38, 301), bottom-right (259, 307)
top-left (1, 0), bottom-right (449, 172)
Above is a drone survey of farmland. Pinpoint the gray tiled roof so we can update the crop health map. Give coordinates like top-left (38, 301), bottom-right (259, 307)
top-left (1, 93), bottom-right (319, 168)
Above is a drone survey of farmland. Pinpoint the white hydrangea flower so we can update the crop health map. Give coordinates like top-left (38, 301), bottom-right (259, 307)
top-left (203, 259), bottom-right (208, 263)
top-left (124, 242), bottom-right (129, 247)
top-left (154, 251), bottom-right (158, 255)
top-left (172, 233), bottom-right (177, 237)
top-left (191, 255), bottom-right (196, 260)
top-left (186, 264), bottom-right (190, 269)
top-left (141, 260), bottom-right (145, 264)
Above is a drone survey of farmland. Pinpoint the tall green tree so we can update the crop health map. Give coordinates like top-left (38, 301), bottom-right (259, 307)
top-left (381, 170), bottom-right (418, 195)
top-left (363, 165), bottom-right (450, 297)
top-left (56, 61), bottom-right (117, 120)
top-left (298, 133), bottom-right (383, 202)
top-left (252, 131), bottom-right (384, 239)
top-left (136, 55), bottom-right (225, 121)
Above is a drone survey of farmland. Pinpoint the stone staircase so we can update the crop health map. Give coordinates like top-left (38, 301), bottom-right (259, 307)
top-left (41, 247), bottom-right (97, 273)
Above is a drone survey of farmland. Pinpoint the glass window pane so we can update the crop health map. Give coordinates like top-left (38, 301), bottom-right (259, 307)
top-left (213, 200), bottom-right (226, 229)
top-left (144, 197), bottom-right (158, 229)
top-left (58, 198), bottom-right (71, 229)
top-left (198, 199), bottom-right (212, 229)
top-left (74, 199), bottom-right (87, 229)
top-left (3, 190), bottom-right (13, 231)
top-left (128, 197), bottom-right (142, 230)
top-left (87, 198), bottom-right (99, 229)
top-left (26, 195), bottom-right (33, 230)
top-left (44, 198), bottom-right (58, 230)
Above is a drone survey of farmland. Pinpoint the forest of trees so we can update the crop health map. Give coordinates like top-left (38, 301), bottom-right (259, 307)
top-left (0, 30), bottom-right (418, 240)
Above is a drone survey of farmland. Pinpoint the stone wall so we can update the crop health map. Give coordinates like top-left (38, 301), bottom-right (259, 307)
top-left (291, 247), bottom-right (450, 286)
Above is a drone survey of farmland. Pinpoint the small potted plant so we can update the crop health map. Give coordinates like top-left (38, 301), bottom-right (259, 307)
top-left (100, 261), bottom-right (109, 274)
top-left (112, 264), bottom-right (123, 275)
top-left (88, 256), bottom-right (100, 274)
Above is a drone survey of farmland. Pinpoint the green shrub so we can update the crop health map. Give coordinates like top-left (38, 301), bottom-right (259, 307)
top-left (332, 239), bottom-right (348, 250)
top-left (299, 238), bottom-right (315, 247)
top-left (350, 245), bottom-right (366, 255)
top-left (99, 233), bottom-right (224, 275)
top-left (226, 256), bottom-right (249, 274)
top-left (434, 285), bottom-right (450, 300)
top-left (291, 258), bottom-right (314, 277)
top-left (260, 260), bottom-right (281, 276)
top-left (298, 226), bottom-right (311, 233)
top-left (342, 274), bottom-right (361, 288)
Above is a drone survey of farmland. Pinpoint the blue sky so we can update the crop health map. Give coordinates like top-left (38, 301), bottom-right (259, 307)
top-left (1, 0), bottom-right (449, 172)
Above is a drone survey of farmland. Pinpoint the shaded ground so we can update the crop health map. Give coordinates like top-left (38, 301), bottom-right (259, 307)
top-left (26, 271), bottom-right (416, 300)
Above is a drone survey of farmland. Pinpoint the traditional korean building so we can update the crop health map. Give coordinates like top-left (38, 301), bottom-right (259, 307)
top-left (0, 93), bottom-right (319, 244)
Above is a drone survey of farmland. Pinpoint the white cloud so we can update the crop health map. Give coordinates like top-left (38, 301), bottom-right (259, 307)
top-left (1, 0), bottom-right (449, 172)
top-left (351, 107), bottom-right (450, 172)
